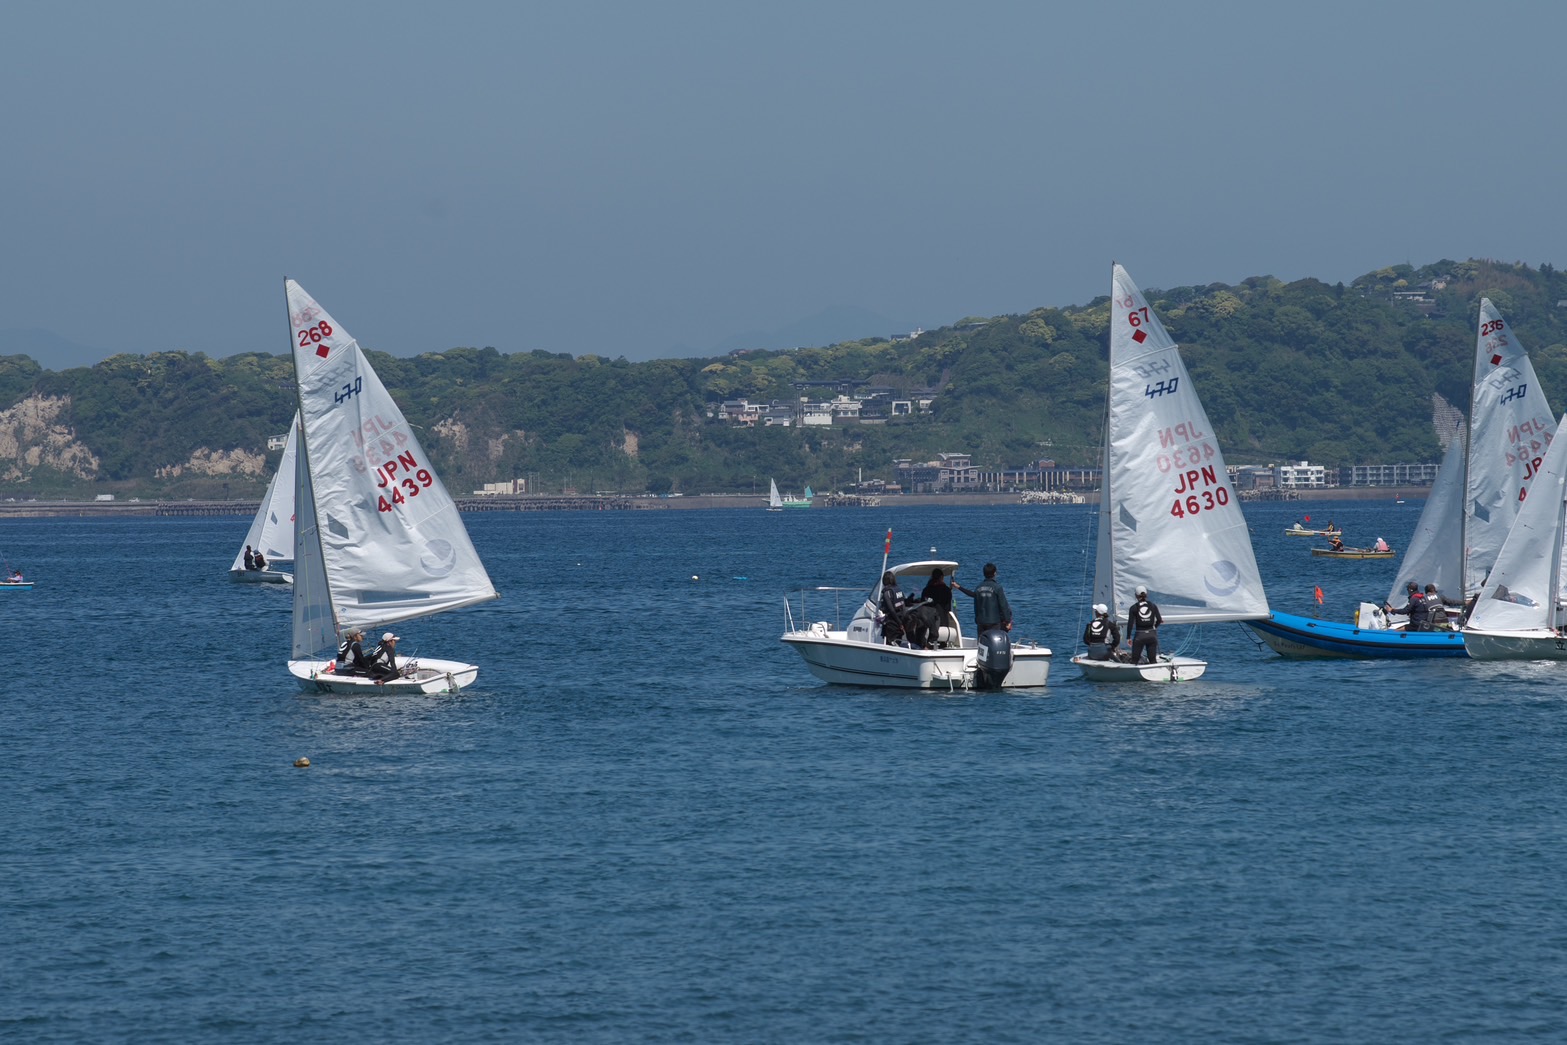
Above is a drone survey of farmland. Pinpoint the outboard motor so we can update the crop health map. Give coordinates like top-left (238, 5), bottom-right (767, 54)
top-left (974, 628), bottom-right (1013, 689)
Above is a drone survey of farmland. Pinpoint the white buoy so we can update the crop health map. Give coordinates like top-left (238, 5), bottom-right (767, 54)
top-left (293, 757), bottom-right (310, 768)
top-left (691, 574), bottom-right (699, 581)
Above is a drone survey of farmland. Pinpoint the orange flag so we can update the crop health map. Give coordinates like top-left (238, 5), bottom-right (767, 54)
top-left (1314, 585), bottom-right (1324, 605)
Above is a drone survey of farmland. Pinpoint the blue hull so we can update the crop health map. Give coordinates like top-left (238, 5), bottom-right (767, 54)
top-left (1246, 611), bottom-right (1468, 659)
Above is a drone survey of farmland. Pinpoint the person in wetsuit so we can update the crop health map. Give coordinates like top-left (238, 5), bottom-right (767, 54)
top-left (1127, 586), bottom-right (1163, 663)
top-left (1082, 603), bottom-right (1121, 661)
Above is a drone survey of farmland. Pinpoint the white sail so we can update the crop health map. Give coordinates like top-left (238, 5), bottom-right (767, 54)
top-left (1464, 411), bottom-right (1567, 633)
top-left (1095, 264), bottom-right (1268, 625)
top-left (1385, 431), bottom-right (1465, 605)
top-left (286, 280), bottom-right (497, 658)
top-left (768, 478), bottom-right (784, 509)
top-left (1463, 298), bottom-right (1556, 593)
top-left (232, 417), bottom-right (298, 571)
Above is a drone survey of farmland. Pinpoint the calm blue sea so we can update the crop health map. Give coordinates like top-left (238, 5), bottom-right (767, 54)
top-left (4, 500), bottom-right (1567, 1043)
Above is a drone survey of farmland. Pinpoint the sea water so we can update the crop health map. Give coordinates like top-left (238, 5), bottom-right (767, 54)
top-left (4, 501), bottom-right (1566, 1043)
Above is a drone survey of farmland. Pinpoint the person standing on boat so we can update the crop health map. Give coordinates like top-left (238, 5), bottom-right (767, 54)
top-left (244, 546), bottom-right (257, 570)
top-left (369, 632), bottom-right (402, 682)
top-left (336, 630), bottom-right (372, 676)
top-left (1082, 603), bottom-right (1121, 661)
top-left (954, 563), bottom-right (1011, 635)
top-left (1126, 586), bottom-right (1163, 663)
top-left (1384, 582), bottom-right (1431, 631)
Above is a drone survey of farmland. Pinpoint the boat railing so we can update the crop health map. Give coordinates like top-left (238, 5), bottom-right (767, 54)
top-left (785, 586), bottom-right (870, 633)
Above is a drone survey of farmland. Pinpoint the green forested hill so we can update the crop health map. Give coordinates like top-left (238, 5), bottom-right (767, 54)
top-left (4, 258), bottom-right (1566, 497)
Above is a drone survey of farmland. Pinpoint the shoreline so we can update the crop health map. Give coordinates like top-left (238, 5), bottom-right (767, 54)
top-left (0, 486), bottom-right (1431, 518)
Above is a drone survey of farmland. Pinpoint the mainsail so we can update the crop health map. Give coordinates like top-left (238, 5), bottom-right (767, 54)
top-left (232, 417), bottom-right (298, 570)
top-left (286, 280), bottom-right (497, 659)
top-left (1094, 264), bottom-right (1268, 625)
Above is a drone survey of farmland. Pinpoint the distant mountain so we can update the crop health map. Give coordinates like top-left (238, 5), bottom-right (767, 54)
top-left (700, 305), bottom-right (919, 356)
top-left (0, 327), bottom-right (116, 370)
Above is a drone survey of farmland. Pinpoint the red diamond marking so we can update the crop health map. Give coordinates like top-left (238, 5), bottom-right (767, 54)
top-left (1132, 329), bottom-right (1147, 343)
top-left (316, 344), bottom-right (330, 359)
top-left (1491, 354), bottom-right (1503, 365)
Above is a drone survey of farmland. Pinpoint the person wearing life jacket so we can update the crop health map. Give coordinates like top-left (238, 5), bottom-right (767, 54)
top-left (1127, 586), bottom-right (1163, 663)
top-left (336, 630), bottom-right (371, 675)
top-left (244, 545), bottom-right (257, 570)
top-left (368, 632), bottom-right (402, 682)
top-left (878, 571), bottom-right (918, 646)
top-left (1328, 535), bottom-right (1345, 552)
top-left (1423, 583), bottom-right (1464, 629)
top-left (1383, 582), bottom-right (1430, 631)
top-left (1082, 603), bottom-right (1121, 661)
top-left (954, 562), bottom-right (1012, 636)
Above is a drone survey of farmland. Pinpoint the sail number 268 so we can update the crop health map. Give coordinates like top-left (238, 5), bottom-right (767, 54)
top-left (378, 470), bottom-right (435, 513)
top-left (298, 321), bottom-right (334, 346)
top-left (1170, 486), bottom-right (1230, 519)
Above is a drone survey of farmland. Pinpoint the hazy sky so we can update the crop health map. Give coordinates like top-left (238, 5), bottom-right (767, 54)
top-left (5, 0), bottom-right (1565, 366)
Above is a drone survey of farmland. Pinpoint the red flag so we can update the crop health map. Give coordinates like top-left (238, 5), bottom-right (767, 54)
top-left (884, 529), bottom-right (893, 554)
top-left (1303, 515), bottom-right (1311, 523)
top-left (1314, 585), bottom-right (1324, 605)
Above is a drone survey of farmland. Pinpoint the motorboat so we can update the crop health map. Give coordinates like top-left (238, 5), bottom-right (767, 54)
top-left (780, 557), bottom-right (1051, 690)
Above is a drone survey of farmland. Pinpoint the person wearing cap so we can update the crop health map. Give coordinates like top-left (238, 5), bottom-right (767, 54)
top-left (1423, 583), bottom-right (1464, 629)
top-left (1127, 586), bottom-right (1163, 663)
top-left (954, 562), bottom-right (1012, 635)
top-left (1082, 603), bottom-right (1121, 661)
top-left (1383, 582), bottom-right (1430, 631)
top-left (336, 630), bottom-right (372, 676)
top-left (368, 631), bottom-right (402, 682)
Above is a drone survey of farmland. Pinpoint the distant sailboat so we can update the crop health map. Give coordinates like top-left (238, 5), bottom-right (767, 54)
top-left (284, 279), bottom-right (498, 694)
top-left (767, 478), bottom-right (784, 511)
top-left (230, 418), bottom-right (297, 584)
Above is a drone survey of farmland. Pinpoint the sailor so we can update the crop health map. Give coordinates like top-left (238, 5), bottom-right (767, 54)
top-left (253, 550), bottom-right (269, 571)
top-left (1384, 582), bottom-right (1430, 631)
top-left (244, 545), bottom-right (257, 570)
top-left (1082, 603), bottom-right (1121, 661)
top-left (369, 632), bottom-right (402, 682)
top-left (336, 630), bottom-right (372, 675)
top-left (1424, 584), bottom-right (1464, 629)
top-left (1329, 535), bottom-right (1345, 552)
top-left (1127, 586), bottom-right (1163, 663)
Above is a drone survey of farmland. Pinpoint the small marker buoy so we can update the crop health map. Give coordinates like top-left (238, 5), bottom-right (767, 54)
top-left (293, 757), bottom-right (310, 768)
top-left (691, 574), bottom-right (699, 581)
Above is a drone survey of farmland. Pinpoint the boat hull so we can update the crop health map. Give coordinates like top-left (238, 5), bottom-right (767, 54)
top-left (1460, 629), bottom-right (1567, 661)
top-left (287, 657), bottom-right (479, 694)
top-left (1070, 654), bottom-right (1207, 682)
top-left (780, 632), bottom-right (1051, 689)
top-left (230, 568), bottom-right (293, 585)
top-left (0, 581), bottom-right (33, 591)
top-left (1284, 528), bottom-right (1340, 537)
top-left (1245, 612), bottom-right (1467, 658)
top-left (1310, 548), bottom-right (1394, 559)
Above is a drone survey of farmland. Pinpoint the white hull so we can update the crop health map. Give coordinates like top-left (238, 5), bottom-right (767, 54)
top-left (781, 630), bottom-right (1051, 689)
top-left (230, 568), bottom-right (293, 585)
top-left (287, 657), bottom-right (479, 694)
top-left (1070, 654), bottom-right (1208, 682)
top-left (1459, 629), bottom-right (1567, 661)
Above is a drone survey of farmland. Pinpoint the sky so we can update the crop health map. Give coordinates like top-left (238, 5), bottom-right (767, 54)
top-left (5, 0), bottom-right (1567, 369)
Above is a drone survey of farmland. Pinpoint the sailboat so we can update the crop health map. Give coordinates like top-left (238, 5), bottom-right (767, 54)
top-left (229, 417), bottom-right (297, 584)
top-left (767, 478), bottom-right (784, 511)
top-left (1246, 298), bottom-right (1554, 657)
top-left (1462, 411), bottom-right (1567, 658)
top-left (1072, 264), bottom-right (1269, 682)
top-left (284, 280), bottom-right (498, 694)
top-left (0, 548), bottom-right (31, 591)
